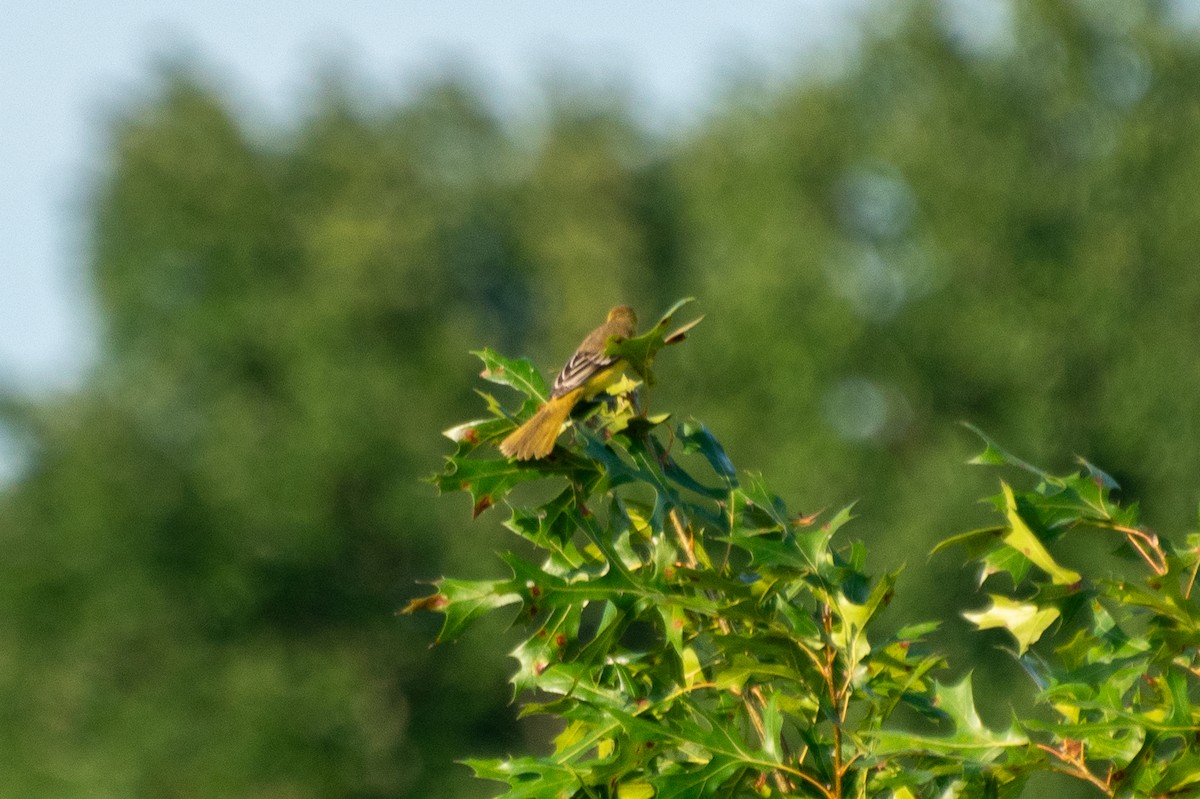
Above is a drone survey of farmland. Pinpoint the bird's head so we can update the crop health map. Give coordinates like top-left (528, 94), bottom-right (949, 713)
top-left (607, 305), bottom-right (637, 336)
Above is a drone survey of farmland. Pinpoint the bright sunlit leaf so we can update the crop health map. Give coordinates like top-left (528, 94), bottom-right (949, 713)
top-left (963, 594), bottom-right (1059, 655)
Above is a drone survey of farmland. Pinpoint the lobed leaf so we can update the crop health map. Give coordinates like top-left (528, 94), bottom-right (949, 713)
top-left (433, 445), bottom-right (547, 516)
top-left (962, 594), bottom-right (1059, 655)
top-left (473, 348), bottom-right (549, 400)
top-left (999, 482), bottom-right (1082, 586)
top-left (401, 577), bottom-right (522, 642)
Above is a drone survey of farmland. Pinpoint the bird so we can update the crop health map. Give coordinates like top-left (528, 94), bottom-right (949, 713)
top-left (499, 305), bottom-right (638, 460)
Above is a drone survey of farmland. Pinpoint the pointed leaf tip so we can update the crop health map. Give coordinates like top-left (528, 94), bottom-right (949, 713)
top-left (400, 592), bottom-right (448, 615)
top-left (963, 594), bottom-right (1059, 655)
top-left (472, 349), bottom-right (549, 399)
top-left (664, 314), bottom-right (704, 345)
top-left (443, 419), bottom-right (486, 443)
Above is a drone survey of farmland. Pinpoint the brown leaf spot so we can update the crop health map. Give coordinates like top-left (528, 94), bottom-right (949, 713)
top-left (400, 593), bottom-right (448, 614)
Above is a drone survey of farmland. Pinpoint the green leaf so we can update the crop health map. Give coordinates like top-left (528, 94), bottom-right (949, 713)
top-left (648, 756), bottom-right (743, 799)
top-left (833, 570), bottom-right (897, 670)
top-left (962, 594), bottom-right (1059, 655)
top-left (821, 503), bottom-right (857, 538)
top-left (893, 620), bottom-right (942, 640)
top-left (999, 482), bottom-right (1081, 586)
top-left (979, 543), bottom-right (1033, 586)
top-left (659, 602), bottom-right (686, 655)
top-left (760, 691), bottom-right (784, 763)
top-left (720, 531), bottom-right (816, 573)
top-left (659, 450), bottom-right (729, 500)
top-left (617, 782), bottom-right (655, 799)
top-left (442, 414), bottom-right (513, 447)
top-left (509, 603), bottom-right (582, 694)
top-left (681, 646), bottom-right (705, 688)
top-left (1152, 749), bottom-right (1200, 794)
top-left (929, 526), bottom-right (1006, 559)
top-left (534, 661), bottom-right (637, 710)
top-left (401, 577), bottom-right (522, 642)
top-left (874, 675), bottom-right (1028, 759)
top-left (504, 490), bottom-right (590, 568)
top-left (1104, 576), bottom-right (1198, 629)
top-left (463, 757), bottom-right (580, 799)
top-left (1164, 668), bottom-right (1193, 727)
top-left (962, 423), bottom-right (1051, 479)
top-left (737, 473), bottom-right (791, 531)
top-left (678, 420), bottom-right (738, 485)
top-left (473, 348), bottom-right (550, 400)
top-left (711, 656), bottom-right (813, 693)
top-left (433, 445), bottom-right (547, 516)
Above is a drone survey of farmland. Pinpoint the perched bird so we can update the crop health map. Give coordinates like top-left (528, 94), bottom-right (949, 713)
top-left (499, 305), bottom-right (638, 460)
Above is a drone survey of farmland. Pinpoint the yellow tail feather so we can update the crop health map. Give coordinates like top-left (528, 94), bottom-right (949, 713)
top-left (499, 390), bottom-right (582, 460)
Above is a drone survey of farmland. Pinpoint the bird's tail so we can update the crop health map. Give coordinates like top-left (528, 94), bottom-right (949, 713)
top-left (499, 390), bottom-right (581, 460)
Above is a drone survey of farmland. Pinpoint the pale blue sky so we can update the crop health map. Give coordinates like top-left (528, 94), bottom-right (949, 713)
top-left (1, 1), bottom-right (871, 394)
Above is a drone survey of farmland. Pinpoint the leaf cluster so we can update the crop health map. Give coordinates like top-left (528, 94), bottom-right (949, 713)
top-left (935, 428), bottom-right (1200, 798)
top-left (406, 303), bottom-right (1199, 798)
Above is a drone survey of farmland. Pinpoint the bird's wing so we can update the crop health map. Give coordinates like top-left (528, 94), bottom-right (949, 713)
top-left (551, 348), bottom-right (618, 398)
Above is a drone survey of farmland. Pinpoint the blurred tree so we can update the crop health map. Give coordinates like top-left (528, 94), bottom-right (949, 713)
top-left (0, 70), bottom-right (532, 799)
top-left (3, 1), bottom-right (1200, 797)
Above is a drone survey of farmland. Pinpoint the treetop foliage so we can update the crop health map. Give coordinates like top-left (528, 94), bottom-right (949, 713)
top-left (413, 307), bottom-right (1200, 797)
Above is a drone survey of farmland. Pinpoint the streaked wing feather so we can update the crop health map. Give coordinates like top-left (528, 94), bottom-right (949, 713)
top-left (551, 350), bottom-right (617, 397)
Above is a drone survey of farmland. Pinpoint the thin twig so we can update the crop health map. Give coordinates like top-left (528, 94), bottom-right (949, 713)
top-left (1035, 742), bottom-right (1112, 796)
top-left (1108, 524), bottom-right (1168, 576)
top-left (821, 605), bottom-right (845, 798)
top-left (669, 507), bottom-right (698, 570)
top-left (1183, 548), bottom-right (1199, 600)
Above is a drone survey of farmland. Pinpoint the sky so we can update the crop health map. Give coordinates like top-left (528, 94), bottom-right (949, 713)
top-left (0, 1), bottom-right (875, 395)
